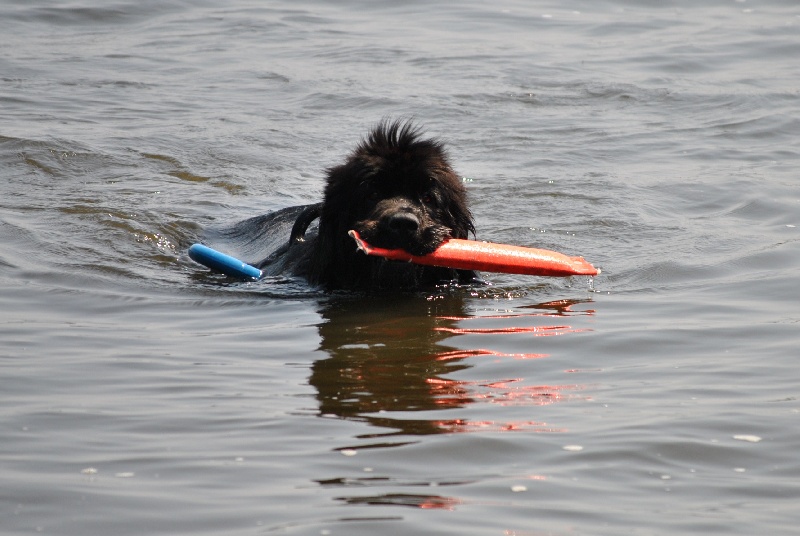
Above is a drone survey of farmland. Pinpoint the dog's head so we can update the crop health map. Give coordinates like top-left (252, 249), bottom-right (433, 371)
top-left (312, 120), bottom-right (475, 288)
top-left (324, 120), bottom-right (473, 251)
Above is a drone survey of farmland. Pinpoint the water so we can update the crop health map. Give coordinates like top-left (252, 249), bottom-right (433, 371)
top-left (2, 1), bottom-right (799, 534)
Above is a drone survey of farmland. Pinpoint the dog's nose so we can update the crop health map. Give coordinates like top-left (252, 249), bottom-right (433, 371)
top-left (387, 212), bottom-right (420, 236)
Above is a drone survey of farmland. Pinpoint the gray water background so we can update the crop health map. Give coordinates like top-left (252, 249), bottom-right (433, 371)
top-left (1, 1), bottom-right (799, 534)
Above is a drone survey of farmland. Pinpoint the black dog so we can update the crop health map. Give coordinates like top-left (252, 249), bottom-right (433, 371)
top-left (255, 120), bottom-right (478, 290)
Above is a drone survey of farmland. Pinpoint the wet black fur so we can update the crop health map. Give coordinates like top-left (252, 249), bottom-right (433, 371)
top-left (256, 120), bottom-right (477, 290)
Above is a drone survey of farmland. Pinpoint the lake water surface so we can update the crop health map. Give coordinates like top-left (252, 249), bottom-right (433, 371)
top-left (2, 1), bottom-right (799, 534)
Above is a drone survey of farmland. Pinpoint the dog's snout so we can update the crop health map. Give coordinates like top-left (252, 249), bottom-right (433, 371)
top-left (387, 212), bottom-right (420, 235)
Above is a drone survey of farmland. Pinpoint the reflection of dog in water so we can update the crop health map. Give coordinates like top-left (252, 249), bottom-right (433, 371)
top-left (255, 120), bottom-right (478, 290)
top-left (310, 297), bottom-right (590, 436)
top-left (311, 296), bottom-right (470, 435)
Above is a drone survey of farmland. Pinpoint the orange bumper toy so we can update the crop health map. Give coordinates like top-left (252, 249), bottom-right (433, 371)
top-left (349, 230), bottom-right (599, 277)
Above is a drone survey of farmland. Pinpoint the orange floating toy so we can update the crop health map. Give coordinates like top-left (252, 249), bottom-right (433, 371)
top-left (349, 230), bottom-right (599, 277)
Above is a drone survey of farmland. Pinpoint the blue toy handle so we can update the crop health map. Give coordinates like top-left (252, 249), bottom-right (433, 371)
top-left (188, 243), bottom-right (263, 280)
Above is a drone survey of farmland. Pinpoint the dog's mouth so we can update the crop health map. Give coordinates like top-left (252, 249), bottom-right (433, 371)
top-left (354, 214), bottom-right (451, 257)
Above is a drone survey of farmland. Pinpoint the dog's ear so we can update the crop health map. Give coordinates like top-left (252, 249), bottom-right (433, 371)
top-left (306, 223), bottom-right (333, 286)
top-left (308, 162), bottom-right (373, 288)
top-left (309, 227), bottom-right (372, 289)
top-left (453, 179), bottom-right (475, 239)
top-left (449, 203), bottom-right (475, 240)
top-left (437, 169), bottom-right (475, 240)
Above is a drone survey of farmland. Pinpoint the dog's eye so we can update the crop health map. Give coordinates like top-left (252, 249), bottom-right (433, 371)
top-left (421, 193), bottom-right (435, 206)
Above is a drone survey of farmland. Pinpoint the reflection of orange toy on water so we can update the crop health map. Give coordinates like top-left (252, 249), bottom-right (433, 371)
top-left (434, 324), bottom-right (587, 336)
top-left (434, 349), bottom-right (548, 361)
top-left (312, 298), bottom-right (592, 512)
top-left (426, 375), bottom-right (580, 434)
top-left (311, 297), bottom-right (593, 437)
